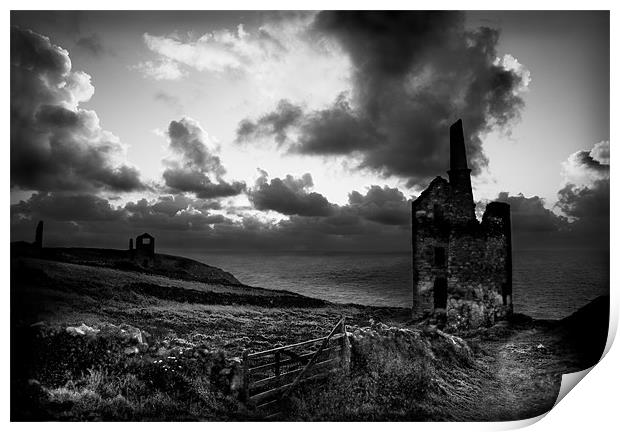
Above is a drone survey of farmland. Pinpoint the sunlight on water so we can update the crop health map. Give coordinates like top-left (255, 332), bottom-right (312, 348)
top-left (172, 249), bottom-right (608, 320)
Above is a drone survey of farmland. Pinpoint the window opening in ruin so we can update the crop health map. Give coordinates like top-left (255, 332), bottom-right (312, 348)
top-left (433, 277), bottom-right (448, 310)
top-left (433, 204), bottom-right (444, 223)
top-left (434, 246), bottom-right (446, 267)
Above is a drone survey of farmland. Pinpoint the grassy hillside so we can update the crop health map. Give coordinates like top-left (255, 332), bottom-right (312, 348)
top-left (11, 246), bottom-right (243, 286)
top-left (10, 251), bottom-right (608, 421)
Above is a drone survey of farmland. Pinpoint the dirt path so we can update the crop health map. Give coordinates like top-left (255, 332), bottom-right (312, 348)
top-left (461, 324), bottom-right (569, 421)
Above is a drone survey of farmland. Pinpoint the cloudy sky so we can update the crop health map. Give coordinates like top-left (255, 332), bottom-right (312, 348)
top-left (10, 10), bottom-right (609, 252)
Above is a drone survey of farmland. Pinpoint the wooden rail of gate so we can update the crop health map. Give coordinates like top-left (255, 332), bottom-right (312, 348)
top-left (242, 317), bottom-right (350, 416)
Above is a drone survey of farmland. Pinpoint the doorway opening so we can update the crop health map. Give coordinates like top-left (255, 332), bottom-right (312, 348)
top-left (433, 277), bottom-right (448, 310)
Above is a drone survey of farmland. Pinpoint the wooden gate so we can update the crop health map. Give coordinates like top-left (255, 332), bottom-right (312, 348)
top-left (242, 317), bottom-right (350, 418)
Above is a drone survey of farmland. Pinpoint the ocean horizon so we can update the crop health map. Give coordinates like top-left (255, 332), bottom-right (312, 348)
top-left (167, 248), bottom-right (609, 321)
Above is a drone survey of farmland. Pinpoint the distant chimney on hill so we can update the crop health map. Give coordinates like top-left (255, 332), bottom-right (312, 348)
top-left (34, 221), bottom-right (43, 249)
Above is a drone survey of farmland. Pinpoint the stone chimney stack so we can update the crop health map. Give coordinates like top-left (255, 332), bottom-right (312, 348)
top-left (34, 220), bottom-right (43, 249)
top-left (447, 119), bottom-right (476, 222)
top-left (449, 119), bottom-right (468, 171)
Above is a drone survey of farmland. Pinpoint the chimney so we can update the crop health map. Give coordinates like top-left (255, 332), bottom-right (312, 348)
top-left (34, 220), bottom-right (43, 249)
top-left (449, 119), bottom-right (468, 171)
top-left (447, 119), bottom-right (475, 222)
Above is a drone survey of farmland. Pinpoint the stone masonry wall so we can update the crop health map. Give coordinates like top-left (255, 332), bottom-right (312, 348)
top-left (412, 177), bottom-right (451, 315)
top-left (444, 228), bottom-right (509, 331)
top-left (412, 175), bottom-right (511, 329)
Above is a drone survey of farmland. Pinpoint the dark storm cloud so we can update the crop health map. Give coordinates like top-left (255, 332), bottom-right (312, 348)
top-left (565, 143), bottom-right (610, 177)
top-left (238, 11), bottom-right (528, 185)
top-left (162, 117), bottom-right (245, 198)
top-left (239, 95), bottom-right (380, 155)
top-left (11, 191), bottom-right (237, 248)
top-left (163, 169), bottom-right (245, 199)
top-left (11, 175), bottom-right (413, 251)
top-left (348, 185), bottom-right (411, 226)
top-left (556, 140), bottom-right (610, 233)
top-left (247, 171), bottom-right (411, 225)
top-left (557, 180), bottom-right (610, 222)
top-left (75, 33), bottom-right (104, 56)
top-left (10, 26), bottom-right (146, 193)
top-left (491, 140), bottom-right (609, 248)
top-left (248, 171), bottom-right (334, 217)
top-left (237, 99), bottom-right (304, 145)
top-left (494, 192), bottom-right (567, 233)
top-left (11, 192), bottom-right (124, 222)
top-left (244, 171), bottom-right (412, 247)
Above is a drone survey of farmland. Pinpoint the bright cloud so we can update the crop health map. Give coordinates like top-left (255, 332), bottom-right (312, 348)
top-left (137, 14), bottom-right (351, 108)
top-left (134, 59), bottom-right (187, 80)
top-left (561, 140), bottom-right (610, 189)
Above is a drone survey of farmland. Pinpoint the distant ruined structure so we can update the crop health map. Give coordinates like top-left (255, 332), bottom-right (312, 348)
top-left (412, 119), bottom-right (512, 329)
top-left (134, 233), bottom-right (155, 257)
top-left (34, 221), bottom-right (43, 249)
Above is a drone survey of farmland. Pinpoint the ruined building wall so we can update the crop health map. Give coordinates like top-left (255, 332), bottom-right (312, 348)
top-left (412, 177), bottom-right (451, 315)
top-left (411, 119), bottom-right (512, 329)
top-left (445, 225), bottom-right (509, 330)
top-left (482, 202), bottom-right (513, 310)
top-left (413, 210), bottom-right (511, 329)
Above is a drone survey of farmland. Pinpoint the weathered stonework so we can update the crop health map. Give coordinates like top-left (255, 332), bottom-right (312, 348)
top-left (412, 120), bottom-right (512, 330)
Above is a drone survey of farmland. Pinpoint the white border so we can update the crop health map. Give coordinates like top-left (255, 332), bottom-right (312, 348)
top-left (3, 1), bottom-right (617, 430)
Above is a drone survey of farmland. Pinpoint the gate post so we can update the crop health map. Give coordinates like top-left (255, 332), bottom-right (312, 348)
top-left (275, 351), bottom-right (281, 377)
top-left (242, 349), bottom-right (250, 403)
top-left (340, 316), bottom-right (351, 373)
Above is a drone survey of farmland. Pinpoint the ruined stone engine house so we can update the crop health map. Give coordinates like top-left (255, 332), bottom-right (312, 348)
top-left (412, 119), bottom-right (513, 329)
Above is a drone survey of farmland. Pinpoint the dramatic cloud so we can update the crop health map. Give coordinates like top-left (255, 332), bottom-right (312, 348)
top-left (237, 94), bottom-right (380, 155)
top-left (348, 185), bottom-right (411, 226)
top-left (490, 140), bottom-right (610, 248)
top-left (124, 197), bottom-right (233, 231)
top-left (11, 192), bottom-right (236, 247)
top-left (11, 26), bottom-right (146, 193)
top-left (10, 189), bottom-right (408, 251)
top-left (557, 180), bottom-right (609, 222)
top-left (238, 11), bottom-right (529, 185)
top-left (494, 192), bottom-right (567, 233)
top-left (556, 141), bottom-right (609, 242)
top-left (162, 117), bottom-right (245, 198)
top-left (237, 100), bottom-right (304, 145)
top-left (244, 173), bottom-right (411, 248)
top-left (248, 171), bottom-right (334, 217)
top-left (11, 192), bottom-right (124, 222)
top-left (247, 170), bottom-right (411, 225)
top-left (561, 140), bottom-right (609, 190)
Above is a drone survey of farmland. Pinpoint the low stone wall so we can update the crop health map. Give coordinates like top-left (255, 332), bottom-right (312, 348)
top-left (17, 322), bottom-right (245, 398)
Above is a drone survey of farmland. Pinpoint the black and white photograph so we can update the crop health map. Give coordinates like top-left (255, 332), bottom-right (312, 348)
top-left (8, 5), bottom-right (611, 423)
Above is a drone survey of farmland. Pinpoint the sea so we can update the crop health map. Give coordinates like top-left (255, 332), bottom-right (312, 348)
top-left (170, 249), bottom-right (609, 320)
